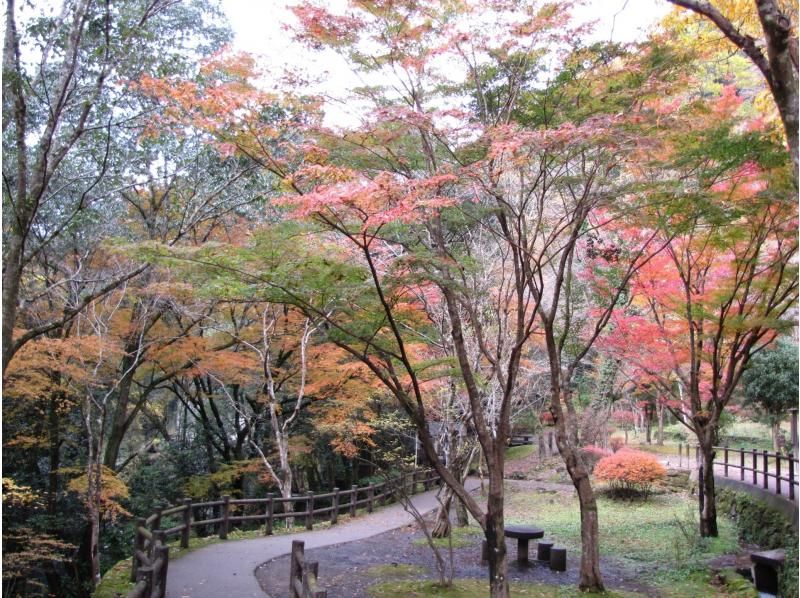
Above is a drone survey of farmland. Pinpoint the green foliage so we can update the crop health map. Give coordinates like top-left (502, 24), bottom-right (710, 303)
top-left (742, 339), bottom-right (799, 427)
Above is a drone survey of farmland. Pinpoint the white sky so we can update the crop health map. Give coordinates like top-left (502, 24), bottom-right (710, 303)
top-left (219, 0), bottom-right (672, 125)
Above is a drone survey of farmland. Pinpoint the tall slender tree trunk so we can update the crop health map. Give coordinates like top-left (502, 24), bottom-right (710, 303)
top-left (657, 403), bottom-right (665, 446)
top-left (555, 425), bottom-right (604, 590)
top-left (485, 459), bottom-right (509, 598)
top-left (698, 439), bottom-right (719, 537)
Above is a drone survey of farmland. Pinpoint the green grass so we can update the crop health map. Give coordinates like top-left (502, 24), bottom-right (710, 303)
top-left (506, 444), bottom-right (535, 461)
top-left (648, 567), bottom-right (757, 598)
top-left (366, 564), bottom-right (427, 578)
top-left (369, 579), bottom-right (641, 597)
top-left (502, 485), bottom-right (739, 569)
top-left (412, 524), bottom-right (481, 549)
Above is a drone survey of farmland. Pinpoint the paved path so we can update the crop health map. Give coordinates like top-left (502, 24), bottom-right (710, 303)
top-left (166, 478), bottom-right (482, 598)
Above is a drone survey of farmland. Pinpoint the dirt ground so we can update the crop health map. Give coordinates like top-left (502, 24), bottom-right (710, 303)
top-left (255, 510), bottom-right (654, 598)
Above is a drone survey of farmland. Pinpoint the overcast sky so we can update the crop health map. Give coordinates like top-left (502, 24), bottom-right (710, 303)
top-left (219, 0), bottom-right (671, 125)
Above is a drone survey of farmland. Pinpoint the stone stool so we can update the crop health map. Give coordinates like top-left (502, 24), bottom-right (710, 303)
top-left (549, 547), bottom-right (567, 572)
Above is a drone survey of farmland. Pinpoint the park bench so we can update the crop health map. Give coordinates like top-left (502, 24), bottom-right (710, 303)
top-left (750, 548), bottom-right (785, 596)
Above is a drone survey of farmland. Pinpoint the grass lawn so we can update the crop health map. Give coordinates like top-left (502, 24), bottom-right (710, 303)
top-left (369, 578), bottom-right (641, 597)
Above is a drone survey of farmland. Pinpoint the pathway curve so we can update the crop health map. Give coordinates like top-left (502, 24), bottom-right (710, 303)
top-left (166, 478), bottom-right (482, 598)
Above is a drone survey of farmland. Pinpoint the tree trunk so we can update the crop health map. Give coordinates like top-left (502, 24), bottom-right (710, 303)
top-left (432, 486), bottom-right (453, 538)
top-left (2, 237), bottom-right (23, 373)
top-left (657, 403), bottom-right (664, 446)
top-left (484, 467), bottom-right (509, 598)
top-left (455, 496), bottom-right (469, 527)
top-left (772, 421), bottom-right (781, 452)
top-left (698, 441), bottom-right (719, 537)
top-left (557, 433), bottom-right (605, 591)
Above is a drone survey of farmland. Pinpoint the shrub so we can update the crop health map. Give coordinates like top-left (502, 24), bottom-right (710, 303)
top-left (594, 449), bottom-right (666, 499)
top-left (609, 437), bottom-right (624, 453)
top-left (579, 445), bottom-right (611, 473)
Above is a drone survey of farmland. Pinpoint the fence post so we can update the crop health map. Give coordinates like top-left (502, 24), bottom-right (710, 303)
top-left (306, 491), bottom-right (314, 531)
top-left (678, 443), bottom-right (682, 468)
top-left (367, 484), bottom-right (374, 513)
top-left (723, 445), bottom-right (729, 477)
top-left (740, 448), bottom-right (745, 481)
top-left (331, 488), bottom-right (339, 525)
top-left (290, 540), bottom-right (304, 598)
top-left (350, 485), bottom-right (358, 518)
top-left (790, 408), bottom-right (798, 457)
top-left (776, 454), bottom-right (782, 495)
top-left (303, 561), bottom-right (318, 596)
top-left (153, 506), bottom-right (163, 533)
top-left (131, 517), bottom-right (146, 582)
top-left (752, 448), bottom-right (758, 484)
top-left (762, 450), bottom-right (769, 489)
top-left (155, 541), bottom-right (169, 598)
top-left (220, 495), bottom-right (230, 539)
top-left (265, 493), bottom-right (274, 535)
top-left (789, 454), bottom-right (795, 501)
top-left (181, 498), bottom-right (192, 548)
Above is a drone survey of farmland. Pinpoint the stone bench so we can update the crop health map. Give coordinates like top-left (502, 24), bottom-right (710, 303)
top-left (750, 549), bottom-right (785, 595)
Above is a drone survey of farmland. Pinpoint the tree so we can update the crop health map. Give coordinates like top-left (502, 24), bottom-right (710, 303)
top-left (742, 338), bottom-right (799, 451)
top-left (665, 0), bottom-right (798, 176)
top-left (1, 0), bottom-right (231, 372)
top-left (601, 82), bottom-right (798, 536)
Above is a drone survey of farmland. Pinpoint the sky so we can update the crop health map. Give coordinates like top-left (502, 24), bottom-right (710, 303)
top-left (219, 0), bottom-right (672, 125)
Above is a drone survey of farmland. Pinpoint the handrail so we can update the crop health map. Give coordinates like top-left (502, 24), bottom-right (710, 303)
top-left (676, 443), bottom-right (798, 502)
top-left (126, 468), bottom-right (440, 597)
top-left (289, 540), bottom-right (326, 597)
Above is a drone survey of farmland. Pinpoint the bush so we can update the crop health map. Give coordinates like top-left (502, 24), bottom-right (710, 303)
top-left (594, 449), bottom-right (666, 499)
top-left (579, 445), bottom-right (611, 473)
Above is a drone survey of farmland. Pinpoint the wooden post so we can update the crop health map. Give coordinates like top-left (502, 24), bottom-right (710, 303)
top-left (776, 454), bottom-right (782, 495)
top-left (155, 542), bottom-right (169, 598)
top-left (723, 445), bottom-right (729, 477)
top-left (790, 407), bottom-right (798, 457)
top-left (153, 506), bottom-right (163, 533)
top-left (350, 485), bottom-right (358, 518)
top-left (220, 495), bottom-right (230, 539)
top-left (303, 561), bottom-right (318, 596)
top-left (306, 491), bottom-right (314, 530)
top-left (290, 540), bottom-right (304, 598)
top-left (181, 498), bottom-right (192, 548)
top-left (331, 488), bottom-right (339, 525)
top-left (763, 450), bottom-right (769, 489)
top-left (265, 493), bottom-right (274, 535)
top-left (740, 448), bottom-right (745, 481)
top-left (131, 517), bottom-right (146, 582)
top-left (367, 484), bottom-right (374, 513)
top-left (752, 448), bottom-right (758, 484)
top-left (789, 455), bottom-right (795, 501)
top-left (678, 443), bottom-right (682, 468)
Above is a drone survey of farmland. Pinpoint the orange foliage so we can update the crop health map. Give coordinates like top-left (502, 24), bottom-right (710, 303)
top-left (594, 449), bottom-right (666, 499)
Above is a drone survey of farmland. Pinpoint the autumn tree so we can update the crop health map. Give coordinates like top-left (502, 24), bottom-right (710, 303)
top-left (602, 81), bottom-right (798, 536)
top-left (665, 0), bottom-right (798, 175)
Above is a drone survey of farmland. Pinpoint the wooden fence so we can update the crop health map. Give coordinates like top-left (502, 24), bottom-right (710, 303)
top-left (127, 469), bottom-right (440, 597)
top-left (678, 443), bottom-right (798, 502)
top-left (289, 540), bottom-right (326, 598)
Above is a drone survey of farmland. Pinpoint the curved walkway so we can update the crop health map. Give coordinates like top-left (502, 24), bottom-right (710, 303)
top-left (166, 478), bottom-right (482, 598)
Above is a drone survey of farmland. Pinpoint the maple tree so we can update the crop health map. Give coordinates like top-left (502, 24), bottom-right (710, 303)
top-left (600, 77), bottom-right (798, 536)
top-left (664, 1), bottom-right (798, 176)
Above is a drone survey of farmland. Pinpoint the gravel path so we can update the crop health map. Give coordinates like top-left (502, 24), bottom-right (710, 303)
top-left (165, 479), bottom-right (482, 598)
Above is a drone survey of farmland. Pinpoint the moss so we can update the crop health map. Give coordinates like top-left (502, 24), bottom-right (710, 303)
top-left (411, 524), bottom-right (481, 549)
top-left (506, 444), bottom-right (535, 461)
top-left (716, 487), bottom-right (797, 598)
top-left (648, 566), bottom-right (757, 598)
top-left (93, 558), bottom-right (135, 598)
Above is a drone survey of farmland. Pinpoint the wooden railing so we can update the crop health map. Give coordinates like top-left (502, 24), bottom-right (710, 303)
top-left (128, 529), bottom-right (168, 598)
top-left (677, 443), bottom-right (798, 502)
top-left (127, 469), bottom-right (440, 597)
top-left (289, 540), bottom-right (326, 598)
